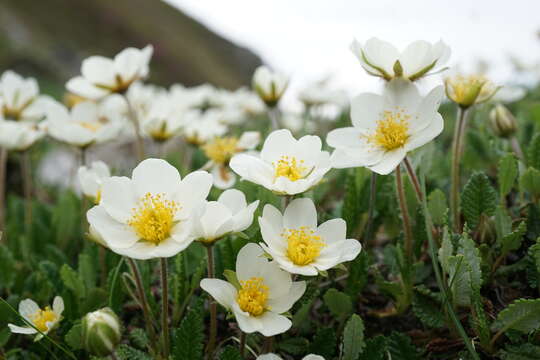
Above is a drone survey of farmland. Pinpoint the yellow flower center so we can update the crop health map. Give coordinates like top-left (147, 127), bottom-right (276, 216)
top-left (95, 189), bottom-right (102, 204)
top-left (30, 306), bottom-right (57, 332)
top-left (127, 193), bottom-right (180, 245)
top-left (273, 156), bottom-right (307, 182)
top-left (366, 110), bottom-right (410, 151)
top-left (284, 226), bottom-right (325, 265)
top-left (237, 277), bottom-right (269, 316)
top-left (79, 121), bottom-right (103, 132)
top-left (447, 74), bottom-right (487, 105)
top-left (202, 137), bottom-right (239, 164)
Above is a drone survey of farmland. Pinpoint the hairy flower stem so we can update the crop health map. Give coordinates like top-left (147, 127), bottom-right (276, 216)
top-left (160, 258), bottom-right (170, 359)
top-left (124, 95), bottom-right (146, 161)
top-left (451, 107), bottom-right (468, 233)
top-left (403, 157), bottom-right (423, 202)
top-left (269, 106), bottom-right (281, 130)
top-left (205, 245), bottom-right (217, 359)
top-left (21, 151), bottom-right (33, 235)
top-left (364, 173), bottom-right (377, 246)
top-left (510, 136), bottom-right (524, 162)
top-left (126, 258), bottom-right (157, 349)
top-left (396, 164), bottom-right (413, 261)
top-left (239, 332), bottom-right (246, 358)
top-left (0, 148), bottom-right (6, 235)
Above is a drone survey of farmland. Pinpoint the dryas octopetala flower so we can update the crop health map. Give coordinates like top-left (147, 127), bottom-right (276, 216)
top-left (0, 121), bottom-right (46, 151)
top-left (230, 129), bottom-right (331, 195)
top-left (183, 109), bottom-right (228, 146)
top-left (66, 45), bottom-right (153, 100)
top-left (8, 296), bottom-right (64, 341)
top-left (259, 198), bottom-right (361, 276)
top-left (444, 74), bottom-right (499, 108)
top-left (140, 93), bottom-right (184, 142)
top-left (327, 79), bottom-right (444, 175)
top-left (81, 307), bottom-right (122, 356)
top-left (200, 243), bottom-right (306, 336)
top-left (252, 66), bottom-right (288, 107)
top-left (257, 354), bottom-right (324, 360)
top-left (47, 101), bottom-right (125, 148)
top-left (192, 189), bottom-right (259, 244)
top-left (489, 104), bottom-right (518, 138)
top-left (202, 131), bottom-right (260, 189)
top-left (78, 161), bottom-right (111, 203)
top-left (350, 38), bottom-right (450, 81)
top-left (87, 158), bottom-right (212, 260)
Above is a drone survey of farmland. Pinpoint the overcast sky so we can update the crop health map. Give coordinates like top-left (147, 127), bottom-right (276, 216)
top-left (166, 0), bottom-right (540, 98)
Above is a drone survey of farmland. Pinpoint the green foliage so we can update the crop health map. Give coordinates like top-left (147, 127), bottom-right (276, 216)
top-left (278, 337), bottom-right (309, 356)
top-left (428, 189), bottom-right (448, 226)
top-left (461, 172), bottom-right (497, 229)
top-left (0, 244), bottom-right (15, 291)
top-left (60, 263), bottom-right (86, 299)
top-left (498, 153), bottom-right (518, 197)
top-left (172, 306), bottom-right (204, 360)
top-left (359, 335), bottom-right (388, 360)
top-left (412, 286), bottom-right (444, 328)
top-left (323, 288), bottom-right (352, 318)
top-left (387, 332), bottom-right (421, 360)
top-left (529, 132), bottom-right (540, 170)
top-left (341, 314), bottom-right (365, 360)
top-left (308, 328), bottom-right (337, 359)
top-left (64, 323), bottom-right (82, 350)
top-left (492, 298), bottom-right (540, 333)
top-left (219, 346), bottom-right (242, 360)
top-left (129, 328), bottom-right (149, 350)
top-left (499, 343), bottom-right (540, 359)
top-left (520, 167), bottom-right (540, 199)
top-left (116, 344), bottom-right (152, 360)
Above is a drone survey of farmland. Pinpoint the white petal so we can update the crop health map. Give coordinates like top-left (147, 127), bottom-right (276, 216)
top-left (52, 296), bottom-right (64, 316)
top-left (211, 165), bottom-right (236, 189)
top-left (8, 324), bottom-right (37, 334)
top-left (19, 299), bottom-right (39, 320)
top-left (303, 355), bottom-right (325, 360)
top-left (350, 93), bottom-right (384, 130)
top-left (260, 129), bottom-right (296, 164)
top-left (266, 281), bottom-right (306, 313)
top-left (383, 79), bottom-right (422, 115)
top-left (81, 56), bottom-right (116, 86)
top-left (236, 243), bottom-right (268, 281)
top-left (231, 201), bottom-right (259, 233)
top-left (87, 205), bottom-right (138, 248)
top-left (229, 154), bottom-right (274, 189)
top-left (260, 261), bottom-right (292, 300)
top-left (317, 218), bottom-right (346, 244)
top-left (100, 176), bottom-right (138, 223)
top-left (399, 40), bottom-right (432, 77)
top-left (232, 305), bottom-right (261, 333)
top-left (411, 85), bottom-right (444, 133)
top-left (66, 76), bottom-right (110, 100)
top-left (257, 311), bottom-right (292, 336)
top-left (362, 37), bottom-right (399, 75)
top-left (176, 171), bottom-right (213, 213)
top-left (405, 113), bottom-right (444, 151)
top-left (237, 131), bottom-right (261, 150)
top-left (200, 278), bottom-right (237, 309)
top-left (283, 198), bottom-right (317, 229)
top-left (218, 189), bottom-right (247, 214)
top-left (131, 158), bottom-right (181, 197)
top-left (326, 127), bottom-right (365, 149)
top-left (368, 148), bottom-right (406, 175)
top-left (259, 218), bottom-right (287, 254)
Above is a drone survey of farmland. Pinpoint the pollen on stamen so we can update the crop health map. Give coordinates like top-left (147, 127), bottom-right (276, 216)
top-left (273, 155), bottom-right (307, 182)
top-left (236, 277), bottom-right (269, 316)
top-left (202, 136), bottom-right (239, 164)
top-left (365, 110), bottom-right (410, 151)
top-left (30, 306), bottom-right (57, 332)
top-left (283, 226), bottom-right (325, 266)
top-left (127, 192), bottom-right (180, 245)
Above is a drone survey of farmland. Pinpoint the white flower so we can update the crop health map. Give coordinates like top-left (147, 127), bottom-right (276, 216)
top-left (230, 129), bottom-right (331, 195)
top-left (257, 354), bottom-right (324, 360)
top-left (0, 121), bottom-right (46, 151)
top-left (47, 101), bottom-right (125, 148)
top-left (127, 82), bottom-right (166, 119)
top-left (192, 189), bottom-right (259, 244)
top-left (183, 110), bottom-right (228, 145)
top-left (78, 161), bottom-right (111, 203)
top-left (259, 198), bottom-right (361, 276)
top-left (0, 71), bottom-right (53, 123)
top-left (202, 131), bottom-right (260, 189)
top-left (327, 79), bottom-right (444, 175)
top-left (492, 85), bottom-right (526, 103)
top-left (170, 83), bottom-right (219, 111)
top-left (66, 45), bottom-right (153, 100)
top-left (299, 81), bottom-right (347, 108)
top-left (8, 296), bottom-right (64, 341)
top-left (252, 66), bottom-right (288, 107)
top-left (444, 74), bottom-right (500, 108)
top-left (87, 158), bottom-right (212, 260)
top-left (350, 38), bottom-right (450, 81)
top-left (140, 94), bottom-right (184, 142)
top-left (200, 243), bottom-right (306, 336)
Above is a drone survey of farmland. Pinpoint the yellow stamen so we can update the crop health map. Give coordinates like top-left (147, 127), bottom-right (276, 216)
top-left (366, 110), bottom-right (410, 151)
top-left (127, 193), bottom-right (180, 245)
top-left (237, 277), bottom-right (269, 316)
top-left (202, 137), bottom-right (239, 164)
top-left (30, 306), bottom-right (57, 332)
top-left (95, 189), bottom-right (102, 204)
top-left (284, 226), bottom-right (325, 265)
top-left (79, 122), bottom-right (102, 132)
top-left (273, 156), bottom-right (306, 182)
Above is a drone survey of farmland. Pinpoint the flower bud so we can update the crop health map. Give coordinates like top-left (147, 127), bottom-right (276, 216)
top-left (82, 307), bottom-right (122, 356)
top-left (489, 104), bottom-right (517, 138)
top-left (252, 66), bottom-right (288, 107)
top-left (445, 74), bottom-right (499, 108)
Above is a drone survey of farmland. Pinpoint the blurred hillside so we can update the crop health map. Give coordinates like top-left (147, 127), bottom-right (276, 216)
top-left (0, 0), bottom-right (261, 97)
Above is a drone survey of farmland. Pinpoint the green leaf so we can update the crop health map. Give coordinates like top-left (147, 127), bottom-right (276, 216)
top-left (223, 270), bottom-right (241, 290)
top-left (116, 344), bottom-right (152, 360)
top-left (78, 254), bottom-right (96, 290)
top-left (308, 328), bottom-right (336, 359)
top-left (499, 343), bottom-right (540, 360)
top-left (277, 337), bottom-right (309, 356)
top-left (498, 153), bottom-right (518, 197)
top-left (323, 288), bottom-right (352, 318)
top-left (500, 222), bottom-right (526, 255)
top-left (458, 232), bottom-right (483, 289)
top-left (529, 132), bottom-right (540, 170)
top-left (64, 323), bottom-right (82, 350)
top-left (60, 263), bottom-right (86, 299)
top-left (520, 167), bottom-right (540, 198)
top-left (461, 172), bottom-right (497, 229)
top-left (359, 335), bottom-right (387, 360)
top-left (219, 346), bottom-right (242, 360)
top-left (447, 255), bottom-right (472, 306)
top-left (495, 206), bottom-right (513, 241)
top-left (427, 189), bottom-right (448, 226)
top-left (0, 244), bottom-right (15, 291)
top-left (342, 170), bottom-right (360, 237)
top-left (345, 252), bottom-right (369, 298)
top-left (387, 332), bottom-right (421, 360)
top-left (172, 306), bottom-right (204, 360)
top-left (129, 328), bottom-right (149, 350)
top-left (528, 238), bottom-right (540, 274)
top-left (492, 298), bottom-right (540, 333)
top-left (341, 314), bottom-right (365, 360)
top-left (412, 286), bottom-right (444, 328)
top-left (438, 227), bottom-right (453, 273)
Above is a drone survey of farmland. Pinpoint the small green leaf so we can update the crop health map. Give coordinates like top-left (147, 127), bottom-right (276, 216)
top-left (458, 232), bottom-right (482, 289)
top-left (323, 288), bottom-right (352, 318)
top-left (359, 335), bottom-right (387, 360)
top-left (499, 343), bottom-right (540, 360)
top-left (277, 337), bottom-right (309, 355)
top-left (342, 314), bottom-right (365, 360)
top-left (492, 298), bottom-right (540, 333)
top-left (520, 167), bottom-right (540, 198)
top-left (116, 344), bottom-right (152, 360)
top-left (387, 332), bottom-right (421, 360)
top-left (461, 172), bottom-right (497, 229)
top-left (498, 153), bottom-right (518, 197)
top-left (427, 189), bottom-right (448, 225)
top-left (529, 132), bottom-right (540, 170)
top-left (64, 323), bottom-right (82, 350)
top-left (60, 263), bottom-right (86, 299)
top-left (500, 221), bottom-right (526, 256)
top-left (219, 346), bottom-right (242, 360)
top-left (172, 306), bottom-right (204, 360)
top-left (223, 270), bottom-right (241, 290)
top-left (412, 286), bottom-right (444, 328)
top-left (308, 328), bottom-right (336, 358)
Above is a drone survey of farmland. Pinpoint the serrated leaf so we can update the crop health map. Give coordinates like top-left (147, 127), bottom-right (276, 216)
top-left (495, 206), bottom-right (513, 242)
top-left (529, 132), bottom-right (540, 170)
top-left (60, 263), bottom-right (86, 299)
top-left (116, 344), bottom-right (152, 360)
top-left (323, 288), bottom-right (352, 318)
top-left (308, 328), bottom-right (336, 358)
top-left (129, 328), bottom-right (149, 349)
top-left (438, 227), bottom-right (453, 273)
top-left (499, 343), bottom-right (540, 360)
top-left (219, 346), bottom-right (242, 360)
top-left (447, 255), bottom-right (472, 306)
top-left (458, 232), bottom-right (482, 289)
top-left (492, 298), bottom-right (540, 333)
top-left (529, 238), bottom-right (540, 274)
top-left (387, 332), bottom-right (421, 360)
top-left (461, 172), bottom-right (497, 229)
top-left (172, 306), bottom-right (204, 360)
top-left (278, 337), bottom-right (309, 355)
top-left (412, 287), bottom-right (444, 328)
top-left (345, 252), bottom-right (369, 298)
top-left (520, 167), bottom-right (540, 198)
top-left (342, 314), bottom-right (365, 360)
top-left (359, 335), bottom-right (387, 360)
top-left (64, 323), bottom-right (82, 350)
top-left (428, 189), bottom-right (448, 226)
top-left (500, 222), bottom-right (526, 255)
top-left (498, 153), bottom-right (518, 197)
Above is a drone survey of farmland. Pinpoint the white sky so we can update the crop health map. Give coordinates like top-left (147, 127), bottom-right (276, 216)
top-left (166, 0), bottom-right (540, 100)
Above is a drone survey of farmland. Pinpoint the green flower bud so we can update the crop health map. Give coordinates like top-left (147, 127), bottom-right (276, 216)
top-left (82, 307), bottom-right (122, 356)
top-left (489, 104), bottom-right (517, 138)
top-left (445, 74), bottom-right (499, 108)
